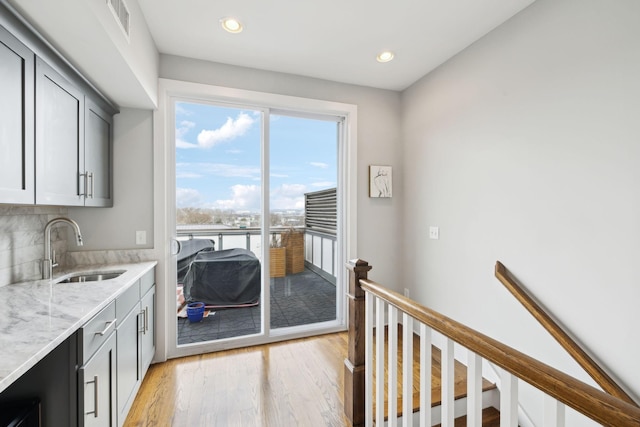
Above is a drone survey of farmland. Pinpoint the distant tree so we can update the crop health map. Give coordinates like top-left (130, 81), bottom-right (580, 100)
top-left (270, 212), bottom-right (283, 226)
top-left (176, 207), bottom-right (213, 225)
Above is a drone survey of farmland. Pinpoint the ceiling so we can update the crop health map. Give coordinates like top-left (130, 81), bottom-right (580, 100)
top-left (137, 0), bottom-right (536, 91)
top-left (5, 0), bottom-right (536, 107)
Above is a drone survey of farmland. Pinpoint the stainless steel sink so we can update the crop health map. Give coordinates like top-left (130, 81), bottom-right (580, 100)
top-left (56, 270), bottom-right (125, 283)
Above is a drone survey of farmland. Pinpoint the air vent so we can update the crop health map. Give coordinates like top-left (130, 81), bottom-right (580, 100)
top-left (107, 0), bottom-right (130, 39)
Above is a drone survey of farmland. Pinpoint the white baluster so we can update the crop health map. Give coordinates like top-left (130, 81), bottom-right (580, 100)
top-left (419, 323), bottom-right (432, 427)
top-left (365, 292), bottom-right (374, 427)
top-left (376, 298), bottom-right (385, 426)
top-left (543, 394), bottom-right (565, 427)
top-left (441, 338), bottom-right (455, 427)
top-left (403, 313), bottom-right (414, 427)
top-left (500, 371), bottom-right (518, 427)
top-left (467, 351), bottom-right (482, 426)
top-left (388, 306), bottom-right (398, 426)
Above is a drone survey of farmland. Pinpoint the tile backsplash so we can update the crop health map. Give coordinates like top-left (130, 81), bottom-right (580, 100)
top-left (0, 205), bottom-right (70, 287)
top-left (0, 205), bottom-right (158, 287)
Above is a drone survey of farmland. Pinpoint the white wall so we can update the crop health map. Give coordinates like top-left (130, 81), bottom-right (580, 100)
top-left (6, 0), bottom-right (159, 108)
top-left (69, 108), bottom-right (154, 250)
top-left (160, 55), bottom-right (404, 290)
top-left (401, 0), bottom-right (640, 419)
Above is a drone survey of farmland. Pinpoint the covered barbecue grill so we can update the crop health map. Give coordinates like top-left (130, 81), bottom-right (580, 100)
top-left (182, 248), bottom-right (261, 307)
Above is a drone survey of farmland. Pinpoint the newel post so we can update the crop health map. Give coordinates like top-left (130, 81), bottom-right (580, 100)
top-left (344, 259), bottom-right (372, 426)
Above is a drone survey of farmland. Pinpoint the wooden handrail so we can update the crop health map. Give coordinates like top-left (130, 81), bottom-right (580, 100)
top-left (495, 260), bottom-right (638, 407)
top-left (346, 259), bottom-right (640, 426)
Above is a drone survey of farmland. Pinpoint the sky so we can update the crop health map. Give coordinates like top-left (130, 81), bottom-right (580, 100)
top-left (175, 101), bottom-right (338, 212)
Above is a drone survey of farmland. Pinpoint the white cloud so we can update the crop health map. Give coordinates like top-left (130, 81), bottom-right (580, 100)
top-left (177, 162), bottom-right (260, 179)
top-left (200, 163), bottom-right (260, 179)
top-left (311, 181), bottom-right (336, 188)
top-left (310, 162), bottom-right (329, 169)
top-left (176, 172), bottom-right (202, 179)
top-left (271, 184), bottom-right (307, 210)
top-left (214, 185), bottom-right (261, 211)
top-left (197, 113), bottom-right (254, 148)
top-left (175, 120), bottom-right (197, 148)
top-left (175, 104), bottom-right (193, 117)
top-left (176, 188), bottom-right (202, 208)
top-left (176, 139), bottom-right (197, 149)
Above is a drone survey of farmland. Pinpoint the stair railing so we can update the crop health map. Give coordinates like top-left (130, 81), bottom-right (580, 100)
top-left (343, 259), bottom-right (640, 427)
top-left (495, 260), bottom-right (637, 407)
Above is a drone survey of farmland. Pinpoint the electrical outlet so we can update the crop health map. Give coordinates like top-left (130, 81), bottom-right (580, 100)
top-left (429, 226), bottom-right (439, 240)
top-left (404, 288), bottom-right (410, 297)
top-left (135, 230), bottom-right (146, 245)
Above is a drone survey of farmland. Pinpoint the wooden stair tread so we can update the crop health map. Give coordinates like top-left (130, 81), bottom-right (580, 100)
top-left (433, 407), bottom-right (501, 427)
top-left (373, 326), bottom-right (497, 420)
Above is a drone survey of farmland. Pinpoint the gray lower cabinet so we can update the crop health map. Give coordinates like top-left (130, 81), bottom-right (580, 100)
top-left (35, 57), bottom-right (85, 206)
top-left (79, 333), bottom-right (117, 427)
top-left (78, 301), bottom-right (118, 427)
top-left (116, 269), bottom-right (156, 426)
top-left (0, 25), bottom-right (34, 204)
top-left (141, 285), bottom-right (156, 372)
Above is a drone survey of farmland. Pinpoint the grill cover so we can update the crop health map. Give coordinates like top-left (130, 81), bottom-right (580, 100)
top-left (182, 248), bottom-right (261, 306)
top-left (177, 239), bottom-right (215, 283)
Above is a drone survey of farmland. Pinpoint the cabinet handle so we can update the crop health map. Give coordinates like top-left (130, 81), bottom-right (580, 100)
top-left (95, 319), bottom-right (116, 336)
top-left (88, 172), bottom-right (94, 198)
top-left (138, 311), bottom-right (145, 333)
top-left (85, 375), bottom-right (99, 418)
top-left (80, 172), bottom-right (87, 197)
top-left (144, 306), bottom-right (149, 333)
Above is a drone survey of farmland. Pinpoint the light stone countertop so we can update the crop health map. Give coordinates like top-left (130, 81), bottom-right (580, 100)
top-left (0, 261), bottom-right (157, 394)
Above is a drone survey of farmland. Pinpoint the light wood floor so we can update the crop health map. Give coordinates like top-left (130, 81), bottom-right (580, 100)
top-left (124, 331), bottom-right (494, 426)
top-left (124, 333), bottom-right (351, 427)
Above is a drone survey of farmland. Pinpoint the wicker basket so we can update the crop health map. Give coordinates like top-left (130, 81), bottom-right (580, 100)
top-left (270, 247), bottom-right (286, 277)
top-left (282, 230), bottom-right (304, 274)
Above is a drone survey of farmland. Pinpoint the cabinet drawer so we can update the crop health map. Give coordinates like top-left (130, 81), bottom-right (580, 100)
top-left (78, 301), bottom-right (116, 364)
top-left (140, 269), bottom-right (155, 296)
top-left (116, 281), bottom-right (139, 321)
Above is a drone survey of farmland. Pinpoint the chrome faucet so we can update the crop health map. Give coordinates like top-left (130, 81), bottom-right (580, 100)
top-left (43, 217), bottom-right (84, 280)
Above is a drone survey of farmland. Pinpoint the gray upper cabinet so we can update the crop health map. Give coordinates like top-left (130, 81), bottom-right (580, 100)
top-left (35, 57), bottom-right (85, 206)
top-left (0, 8), bottom-right (116, 207)
top-left (85, 98), bottom-right (113, 207)
top-left (0, 26), bottom-right (35, 204)
top-left (35, 59), bottom-right (114, 207)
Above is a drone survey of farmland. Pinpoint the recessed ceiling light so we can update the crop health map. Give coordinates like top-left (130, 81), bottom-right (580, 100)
top-left (376, 51), bottom-right (395, 63)
top-left (221, 17), bottom-right (243, 33)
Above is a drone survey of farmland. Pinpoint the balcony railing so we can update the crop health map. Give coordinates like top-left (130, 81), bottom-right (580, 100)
top-left (176, 225), bottom-right (337, 281)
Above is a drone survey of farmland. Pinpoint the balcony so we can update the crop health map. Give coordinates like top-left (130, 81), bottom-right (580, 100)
top-left (175, 225), bottom-right (338, 344)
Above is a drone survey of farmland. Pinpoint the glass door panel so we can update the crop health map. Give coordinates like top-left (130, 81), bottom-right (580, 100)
top-left (269, 114), bottom-right (338, 330)
top-left (175, 101), bottom-right (263, 345)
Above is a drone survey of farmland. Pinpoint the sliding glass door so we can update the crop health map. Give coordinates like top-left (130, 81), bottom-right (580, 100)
top-left (173, 99), bottom-right (342, 349)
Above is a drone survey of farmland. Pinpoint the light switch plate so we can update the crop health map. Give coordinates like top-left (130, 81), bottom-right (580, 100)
top-left (136, 230), bottom-right (147, 245)
top-left (429, 226), bottom-right (439, 240)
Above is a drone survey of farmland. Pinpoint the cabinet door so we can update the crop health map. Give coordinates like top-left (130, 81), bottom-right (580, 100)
top-left (0, 26), bottom-right (34, 204)
top-left (79, 332), bottom-right (116, 427)
top-left (141, 286), bottom-right (155, 372)
top-left (116, 305), bottom-right (142, 426)
top-left (35, 57), bottom-right (85, 206)
top-left (85, 98), bottom-right (113, 207)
